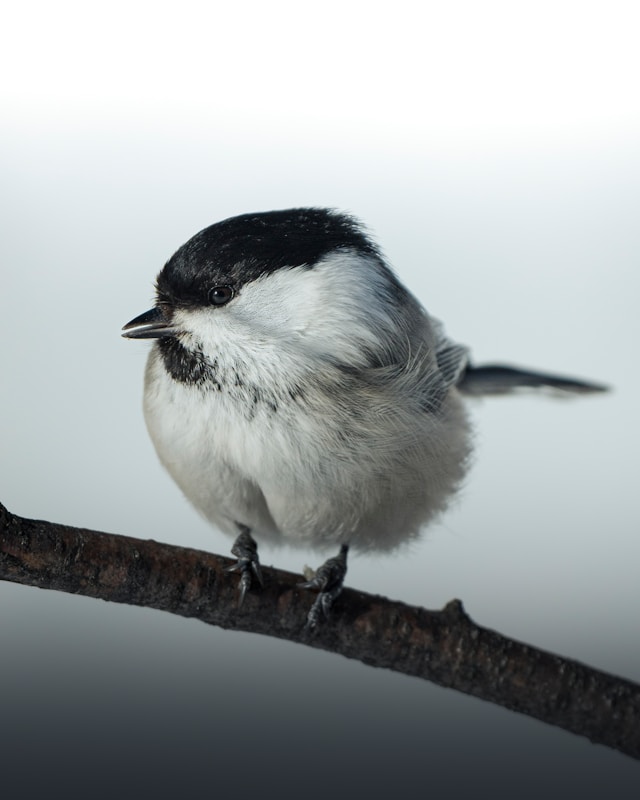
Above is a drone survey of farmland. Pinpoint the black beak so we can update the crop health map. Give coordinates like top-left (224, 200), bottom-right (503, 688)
top-left (122, 307), bottom-right (176, 339)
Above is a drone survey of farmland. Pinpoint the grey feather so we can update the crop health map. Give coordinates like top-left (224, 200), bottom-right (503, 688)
top-left (457, 363), bottom-right (609, 396)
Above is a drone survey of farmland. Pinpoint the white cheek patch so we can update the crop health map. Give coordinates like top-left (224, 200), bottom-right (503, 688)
top-left (169, 251), bottom-right (406, 368)
top-left (232, 267), bottom-right (319, 336)
top-left (171, 305), bottom-right (244, 358)
top-left (295, 252), bottom-right (401, 353)
top-left (237, 252), bottom-right (404, 362)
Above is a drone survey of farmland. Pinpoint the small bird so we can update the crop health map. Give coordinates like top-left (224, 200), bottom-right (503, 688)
top-left (123, 208), bottom-right (606, 623)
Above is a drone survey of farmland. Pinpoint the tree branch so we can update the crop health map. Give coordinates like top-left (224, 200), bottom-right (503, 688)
top-left (1, 501), bottom-right (638, 760)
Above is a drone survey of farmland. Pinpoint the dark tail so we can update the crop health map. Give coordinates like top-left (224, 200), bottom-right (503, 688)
top-left (457, 363), bottom-right (609, 396)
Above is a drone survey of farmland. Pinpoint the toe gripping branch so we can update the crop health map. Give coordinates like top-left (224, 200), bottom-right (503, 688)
top-left (226, 526), bottom-right (263, 606)
top-left (298, 544), bottom-right (349, 630)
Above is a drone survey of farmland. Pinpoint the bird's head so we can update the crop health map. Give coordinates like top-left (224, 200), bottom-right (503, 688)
top-left (122, 208), bottom-right (420, 377)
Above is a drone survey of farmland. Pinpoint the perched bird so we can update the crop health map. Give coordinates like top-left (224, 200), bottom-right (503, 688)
top-left (123, 208), bottom-right (606, 623)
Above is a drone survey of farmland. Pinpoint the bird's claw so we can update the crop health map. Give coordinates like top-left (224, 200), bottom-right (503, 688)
top-left (298, 544), bottom-right (349, 629)
top-left (226, 526), bottom-right (263, 607)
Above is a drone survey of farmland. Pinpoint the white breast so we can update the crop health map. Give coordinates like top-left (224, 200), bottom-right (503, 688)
top-left (141, 252), bottom-right (472, 552)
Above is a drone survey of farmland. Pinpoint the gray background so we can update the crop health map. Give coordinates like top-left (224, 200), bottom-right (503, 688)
top-left (2, 2), bottom-right (639, 796)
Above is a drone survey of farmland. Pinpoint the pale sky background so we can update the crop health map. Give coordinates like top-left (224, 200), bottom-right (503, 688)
top-left (1, 1), bottom-right (639, 795)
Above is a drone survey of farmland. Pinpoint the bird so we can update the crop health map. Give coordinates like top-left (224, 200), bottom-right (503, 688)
top-left (122, 208), bottom-right (607, 625)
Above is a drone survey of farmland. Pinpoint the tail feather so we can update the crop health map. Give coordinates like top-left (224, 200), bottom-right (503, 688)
top-left (457, 363), bottom-right (609, 396)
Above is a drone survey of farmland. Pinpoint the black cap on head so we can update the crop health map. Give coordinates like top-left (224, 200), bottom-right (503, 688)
top-left (155, 208), bottom-right (382, 307)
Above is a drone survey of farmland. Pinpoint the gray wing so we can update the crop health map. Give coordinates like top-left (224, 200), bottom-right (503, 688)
top-left (432, 318), bottom-right (470, 389)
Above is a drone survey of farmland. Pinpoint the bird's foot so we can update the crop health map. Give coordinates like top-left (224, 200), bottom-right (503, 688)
top-left (298, 544), bottom-right (349, 629)
top-left (226, 525), bottom-right (263, 606)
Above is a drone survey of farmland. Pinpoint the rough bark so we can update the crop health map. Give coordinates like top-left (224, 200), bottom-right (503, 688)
top-left (1, 501), bottom-right (638, 760)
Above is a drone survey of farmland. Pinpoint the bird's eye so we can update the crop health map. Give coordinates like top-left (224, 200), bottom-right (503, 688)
top-left (208, 285), bottom-right (234, 306)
